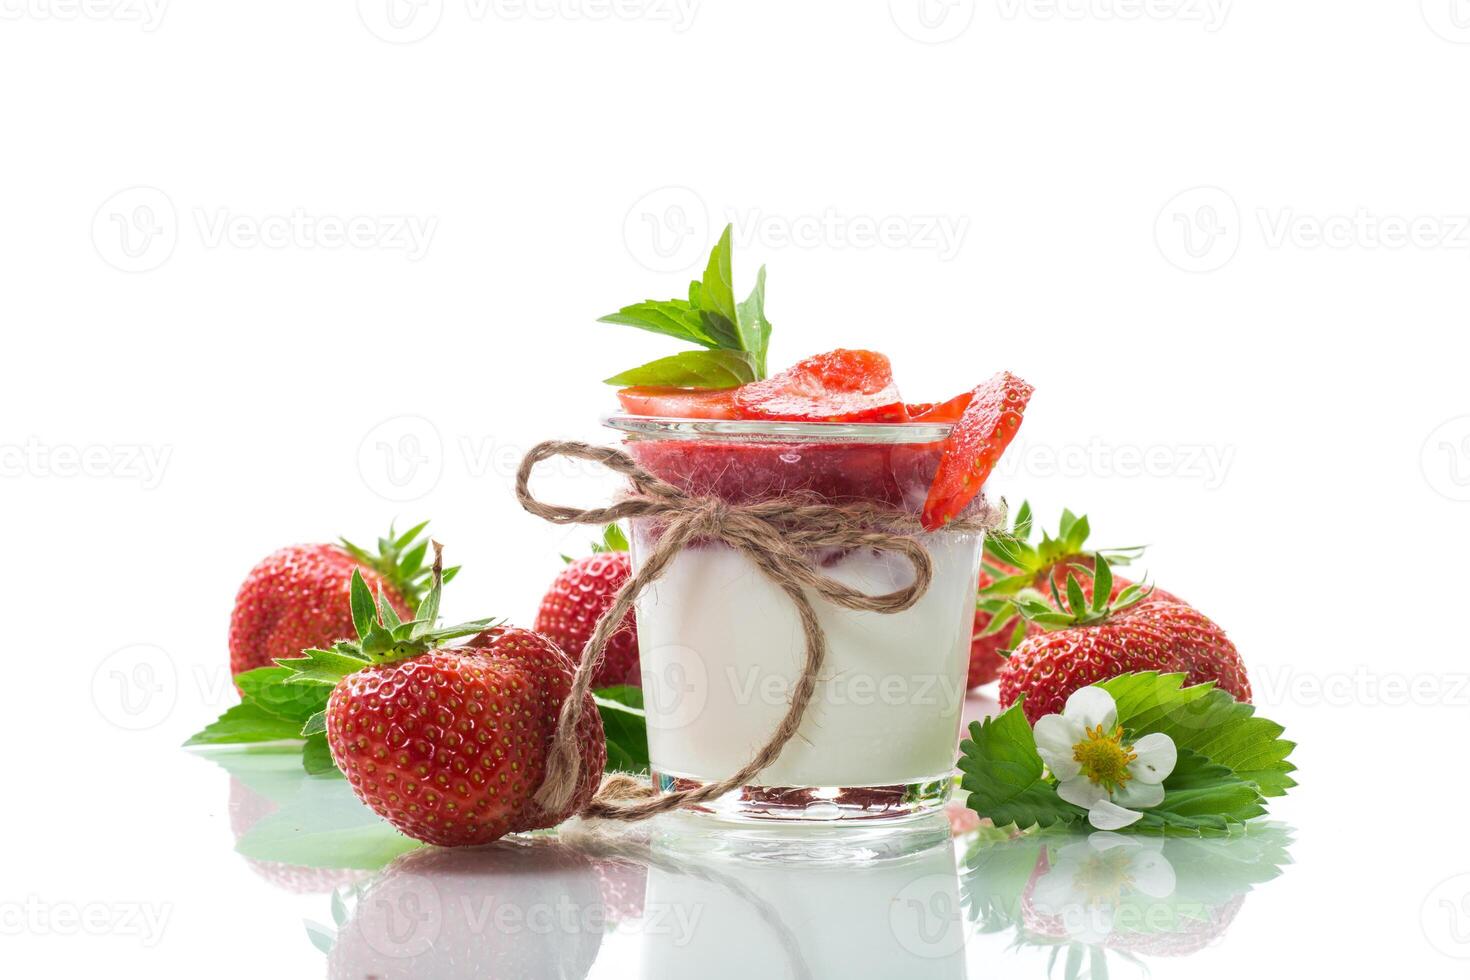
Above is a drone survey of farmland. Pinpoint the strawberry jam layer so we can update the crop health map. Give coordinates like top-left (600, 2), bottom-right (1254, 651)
top-left (627, 439), bottom-right (945, 513)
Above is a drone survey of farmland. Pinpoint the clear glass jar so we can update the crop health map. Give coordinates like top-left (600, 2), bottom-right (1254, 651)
top-left (605, 415), bottom-right (985, 831)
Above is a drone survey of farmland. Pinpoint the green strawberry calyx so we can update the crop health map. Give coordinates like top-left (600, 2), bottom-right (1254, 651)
top-left (340, 520), bottom-right (461, 611)
top-left (981, 501), bottom-right (1145, 596)
top-left (1010, 555), bottom-right (1154, 633)
top-left (278, 543), bottom-right (497, 703)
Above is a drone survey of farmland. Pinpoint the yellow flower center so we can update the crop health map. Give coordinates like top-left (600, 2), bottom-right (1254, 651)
top-left (1072, 724), bottom-right (1136, 792)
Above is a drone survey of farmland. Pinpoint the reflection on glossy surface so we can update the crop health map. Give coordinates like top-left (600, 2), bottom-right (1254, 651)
top-left (199, 746), bottom-right (421, 885)
top-left (328, 840), bottom-right (606, 979)
top-left (198, 746), bottom-right (1295, 978)
top-left (962, 823), bottom-right (1293, 975)
top-left (636, 828), bottom-right (967, 979)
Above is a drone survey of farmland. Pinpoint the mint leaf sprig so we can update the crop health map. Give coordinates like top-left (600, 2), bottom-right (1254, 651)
top-left (958, 672), bottom-right (1297, 836)
top-left (600, 224), bottom-right (772, 387)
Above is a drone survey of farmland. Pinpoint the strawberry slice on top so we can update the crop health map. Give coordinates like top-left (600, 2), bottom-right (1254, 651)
top-left (616, 385), bottom-right (739, 419)
top-left (907, 391), bottom-right (973, 423)
top-left (920, 371), bottom-right (1033, 531)
top-left (733, 349), bottom-right (907, 422)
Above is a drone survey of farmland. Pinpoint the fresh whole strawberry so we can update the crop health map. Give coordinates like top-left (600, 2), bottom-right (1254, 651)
top-left (535, 525), bottom-right (639, 688)
top-left (997, 558), bottom-right (1250, 722)
top-left (270, 548), bottom-right (605, 847)
top-left (228, 521), bottom-right (452, 679)
top-left (967, 504), bottom-right (1151, 689)
top-left (325, 626), bottom-right (605, 847)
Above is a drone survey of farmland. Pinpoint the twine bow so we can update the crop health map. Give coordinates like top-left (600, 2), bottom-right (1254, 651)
top-left (515, 439), bottom-right (995, 821)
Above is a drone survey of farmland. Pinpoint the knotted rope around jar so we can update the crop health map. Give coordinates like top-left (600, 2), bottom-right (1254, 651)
top-left (514, 439), bottom-right (1000, 821)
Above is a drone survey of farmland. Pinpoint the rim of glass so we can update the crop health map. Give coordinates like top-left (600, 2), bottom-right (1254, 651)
top-left (603, 414), bottom-right (953, 444)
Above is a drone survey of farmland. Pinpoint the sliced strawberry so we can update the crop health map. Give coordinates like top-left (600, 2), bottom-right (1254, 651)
top-left (733, 349), bottom-right (906, 422)
top-left (616, 386), bottom-right (739, 419)
top-left (909, 391), bottom-right (973, 423)
top-left (920, 371), bottom-right (1033, 531)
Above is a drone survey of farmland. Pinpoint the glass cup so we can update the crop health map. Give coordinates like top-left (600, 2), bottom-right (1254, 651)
top-left (605, 415), bottom-right (985, 835)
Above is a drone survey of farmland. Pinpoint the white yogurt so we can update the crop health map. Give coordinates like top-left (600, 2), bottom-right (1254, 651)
top-left (631, 529), bottom-right (982, 789)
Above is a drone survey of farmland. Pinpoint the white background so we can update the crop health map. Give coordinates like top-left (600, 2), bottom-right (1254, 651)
top-left (4, 1), bottom-right (1470, 976)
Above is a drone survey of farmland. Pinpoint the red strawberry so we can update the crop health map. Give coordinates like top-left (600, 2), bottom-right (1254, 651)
top-left (535, 527), bottom-right (639, 688)
top-left (228, 522), bottom-right (448, 679)
top-left (997, 560), bottom-right (1250, 722)
top-left (616, 385), bottom-right (739, 419)
top-left (733, 349), bottom-right (907, 422)
top-left (327, 627), bottom-right (605, 847)
top-left (966, 505), bottom-right (1147, 690)
top-left (921, 371), bottom-right (1034, 530)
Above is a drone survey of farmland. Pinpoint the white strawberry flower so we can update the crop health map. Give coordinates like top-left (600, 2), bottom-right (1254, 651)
top-left (1033, 686), bottom-right (1177, 830)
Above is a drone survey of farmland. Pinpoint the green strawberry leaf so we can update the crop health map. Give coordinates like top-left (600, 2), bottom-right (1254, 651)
top-left (958, 703), bottom-right (1085, 830)
top-left (604, 349), bottom-right (758, 388)
top-left (1132, 747), bottom-right (1266, 834)
top-left (303, 732), bottom-right (341, 777)
top-left (594, 686), bottom-right (648, 774)
top-left (184, 701), bottom-right (304, 746)
top-left (301, 709), bottom-right (328, 737)
top-left (279, 644), bottom-right (371, 686)
top-left (348, 570), bottom-right (376, 639)
top-left (593, 523), bottom-right (630, 553)
top-left (1100, 672), bottom-right (1298, 798)
top-left (236, 667), bottom-right (331, 724)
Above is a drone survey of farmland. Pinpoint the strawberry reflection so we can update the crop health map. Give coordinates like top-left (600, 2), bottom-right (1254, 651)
top-left (326, 840), bottom-right (605, 980)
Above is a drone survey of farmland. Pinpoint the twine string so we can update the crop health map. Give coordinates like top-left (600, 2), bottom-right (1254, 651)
top-left (515, 439), bottom-right (994, 821)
